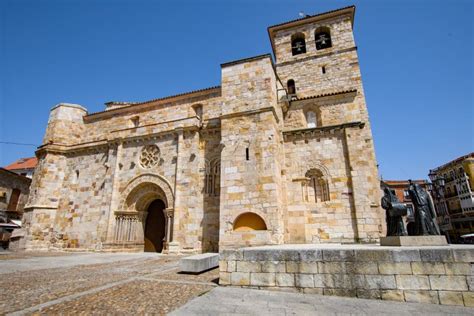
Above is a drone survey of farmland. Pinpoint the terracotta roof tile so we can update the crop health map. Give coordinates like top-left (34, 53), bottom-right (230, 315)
top-left (4, 157), bottom-right (38, 170)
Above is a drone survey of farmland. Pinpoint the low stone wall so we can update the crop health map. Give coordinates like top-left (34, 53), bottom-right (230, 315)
top-left (219, 245), bottom-right (474, 306)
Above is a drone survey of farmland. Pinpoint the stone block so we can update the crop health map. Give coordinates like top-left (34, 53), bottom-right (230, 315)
top-left (396, 275), bottom-right (430, 290)
top-left (353, 262), bottom-right (379, 274)
top-left (462, 292), bottom-right (474, 307)
top-left (452, 248), bottom-right (474, 263)
top-left (236, 261), bottom-right (261, 273)
top-left (227, 260), bottom-right (236, 272)
top-left (250, 272), bottom-right (276, 286)
top-left (438, 291), bottom-right (464, 306)
top-left (355, 275), bottom-right (396, 290)
top-left (378, 262), bottom-right (412, 275)
top-left (444, 263), bottom-right (471, 275)
top-left (302, 288), bottom-right (324, 295)
top-left (429, 275), bottom-right (468, 291)
top-left (219, 272), bottom-right (231, 285)
top-left (295, 274), bottom-right (314, 288)
top-left (322, 249), bottom-right (355, 261)
top-left (275, 273), bottom-right (295, 287)
top-left (180, 253), bottom-right (219, 273)
top-left (356, 289), bottom-right (381, 299)
top-left (299, 249), bottom-right (323, 261)
top-left (231, 272), bottom-right (250, 286)
top-left (323, 288), bottom-right (357, 297)
top-left (420, 249), bottom-right (454, 262)
top-left (380, 235), bottom-right (447, 246)
top-left (404, 290), bottom-right (439, 304)
top-left (219, 260), bottom-right (227, 272)
top-left (381, 290), bottom-right (405, 302)
top-left (318, 262), bottom-right (352, 274)
top-left (316, 274), bottom-right (354, 289)
top-left (220, 249), bottom-right (244, 261)
top-left (299, 262), bottom-right (318, 273)
top-left (411, 262), bottom-right (445, 275)
top-left (391, 249), bottom-right (421, 262)
top-left (354, 249), bottom-right (392, 262)
top-left (286, 261), bottom-right (299, 273)
top-left (261, 261), bottom-right (286, 273)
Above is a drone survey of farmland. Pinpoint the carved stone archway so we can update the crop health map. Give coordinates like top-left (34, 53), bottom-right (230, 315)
top-left (113, 174), bottom-right (175, 252)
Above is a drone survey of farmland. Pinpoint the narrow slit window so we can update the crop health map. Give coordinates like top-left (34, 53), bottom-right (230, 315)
top-left (287, 79), bottom-right (296, 95)
top-left (246, 148), bottom-right (249, 161)
top-left (322, 66), bottom-right (326, 74)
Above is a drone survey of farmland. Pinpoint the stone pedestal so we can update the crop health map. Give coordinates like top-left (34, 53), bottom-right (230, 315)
top-left (380, 235), bottom-right (448, 246)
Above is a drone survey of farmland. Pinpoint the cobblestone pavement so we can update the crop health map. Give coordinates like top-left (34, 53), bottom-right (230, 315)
top-left (171, 287), bottom-right (474, 315)
top-left (0, 252), bottom-right (218, 315)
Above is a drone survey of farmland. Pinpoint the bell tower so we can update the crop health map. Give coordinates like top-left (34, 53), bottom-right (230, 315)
top-left (269, 6), bottom-right (384, 242)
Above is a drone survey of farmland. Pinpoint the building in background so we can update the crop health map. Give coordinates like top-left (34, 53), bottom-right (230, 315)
top-left (380, 180), bottom-right (429, 228)
top-left (0, 168), bottom-right (31, 220)
top-left (4, 157), bottom-right (38, 178)
top-left (429, 152), bottom-right (474, 242)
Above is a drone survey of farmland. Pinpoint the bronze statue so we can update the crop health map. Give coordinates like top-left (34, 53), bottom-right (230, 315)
top-left (381, 187), bottom-right (407, 236)
top-left (408, 181), bottom-right (440, 235)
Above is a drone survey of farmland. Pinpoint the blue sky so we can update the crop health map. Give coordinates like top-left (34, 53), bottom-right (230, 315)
top-left (1, 0), bottom-right (472, 180)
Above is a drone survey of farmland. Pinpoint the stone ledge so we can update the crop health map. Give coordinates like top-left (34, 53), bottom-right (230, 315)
top-left (380, 236), bottom-right (448, 247)
top-left (219, 244), bottom-right (474, 306)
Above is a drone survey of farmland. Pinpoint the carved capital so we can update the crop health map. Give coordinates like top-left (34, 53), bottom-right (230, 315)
top-left (165, 208), bottom-right (174, 218)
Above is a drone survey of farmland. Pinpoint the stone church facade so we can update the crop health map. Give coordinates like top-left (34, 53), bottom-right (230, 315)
top-left (23, 6), bottom-right (383, 253)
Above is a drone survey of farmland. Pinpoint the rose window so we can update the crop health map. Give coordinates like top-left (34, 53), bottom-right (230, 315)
top-left (139, 145), bottom-right (160, 169)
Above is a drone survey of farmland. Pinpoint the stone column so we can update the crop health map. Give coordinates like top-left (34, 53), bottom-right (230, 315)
top-left (170, 130), bottom-right (184, 252)
top-left (105, 140), bottom-right (123, 244)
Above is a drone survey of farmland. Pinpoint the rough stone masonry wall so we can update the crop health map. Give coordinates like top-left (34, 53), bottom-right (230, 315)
top-left (220, 246), bottom-right (474, 307)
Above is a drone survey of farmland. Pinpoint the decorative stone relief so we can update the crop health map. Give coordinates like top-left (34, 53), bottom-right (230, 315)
top-left (139, 145), bottom-right (160, 169)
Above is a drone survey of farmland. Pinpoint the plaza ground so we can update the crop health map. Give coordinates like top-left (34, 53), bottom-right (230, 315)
top-left (1, 251), bottom-right (473, 315)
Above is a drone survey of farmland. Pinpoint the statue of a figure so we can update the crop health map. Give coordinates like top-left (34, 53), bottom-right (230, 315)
top-left (381, 187), bottom-right (407, 236)
top-left (408, 182), bottom-right (440, 235)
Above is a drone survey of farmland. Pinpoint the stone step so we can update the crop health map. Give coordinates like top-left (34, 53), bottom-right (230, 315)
top-left (179, 253), bottom-right (219, 273)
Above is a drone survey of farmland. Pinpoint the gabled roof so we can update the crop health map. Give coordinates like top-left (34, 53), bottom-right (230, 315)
top-left (4, 157), bottom-right (37, 171)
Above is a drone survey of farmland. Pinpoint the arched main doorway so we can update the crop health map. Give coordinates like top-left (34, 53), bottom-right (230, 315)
top-left (144, 199), bottom-right (166, 252)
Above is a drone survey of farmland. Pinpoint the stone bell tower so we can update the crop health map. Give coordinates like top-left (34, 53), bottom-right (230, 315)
top-left (268, 6), bottom-right (384, 242)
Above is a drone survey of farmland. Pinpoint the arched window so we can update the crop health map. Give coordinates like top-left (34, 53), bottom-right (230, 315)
top-left (192, 104), bottom-right (203, 119)
top-left (287, 79), bottom-right (296, 95)
top-left (291, 33), bottom-right (306, 56)
top-left (305, 169), bottom-right (330, 203)
top-left (205, 158), bottom-right (220, 196)
top-left (315, 27), bottom-right (332, 50)
top-left (306, 111), bottom-right (317, 128)
top-left (233, 212), bottom-right (267, 231)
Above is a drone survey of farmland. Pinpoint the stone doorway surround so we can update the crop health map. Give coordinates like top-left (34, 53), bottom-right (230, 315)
top-left (144, 199), bottom-right (166, 252)
top-left (107, 174), bottom-right (175, 252)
